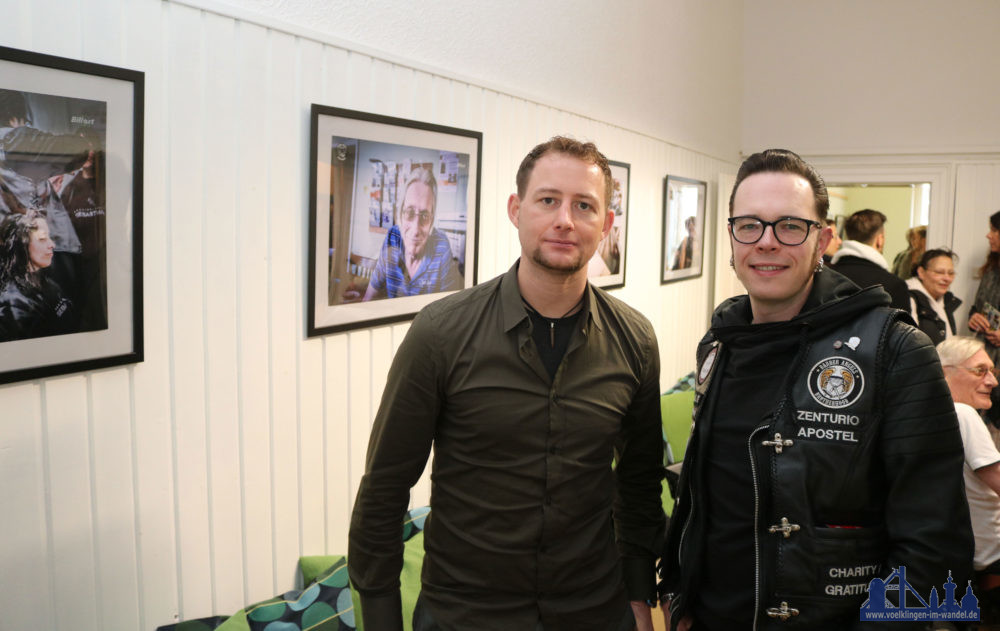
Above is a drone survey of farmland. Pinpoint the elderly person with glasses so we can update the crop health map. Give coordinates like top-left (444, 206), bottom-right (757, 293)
top-left (938, 336), bottom-right (1000, 623)
top-left (363, 166), bottom-right (463, 301)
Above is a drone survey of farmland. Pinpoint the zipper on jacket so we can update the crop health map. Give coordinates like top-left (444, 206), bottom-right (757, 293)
top-left (748, 422), bottom-right (771, 631)
top-left (676, 462), bottom-right (694, 588)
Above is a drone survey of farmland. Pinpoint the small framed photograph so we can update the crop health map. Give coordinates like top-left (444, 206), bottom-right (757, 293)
top-left (661, 175), bottom-right (707, 284)
top-left (587, 160), bottom-right (629, 290)
top-left (307, 105), bottom-right (481, 336)
top-left (0, 46), bottom-right (143, 385)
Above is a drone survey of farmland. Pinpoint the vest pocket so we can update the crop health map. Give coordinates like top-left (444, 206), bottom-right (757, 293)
top-left (774, 524), bottom-right (886, 601)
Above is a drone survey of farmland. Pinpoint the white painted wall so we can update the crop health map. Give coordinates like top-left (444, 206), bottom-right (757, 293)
top-left (203, 0), bottom-right (745, 161)
top-left (0, 1), bottom-right (737, 629)
top-left (742, 0), bottom-right (1000, 329)
top-left (742, 0), bottom-right (1000, 156)
top-left (4, 2), bottom-right (997, 629)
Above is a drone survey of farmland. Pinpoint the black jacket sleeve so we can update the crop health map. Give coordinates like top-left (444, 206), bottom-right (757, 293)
top-left (854, 323), bottom-right (974, 629)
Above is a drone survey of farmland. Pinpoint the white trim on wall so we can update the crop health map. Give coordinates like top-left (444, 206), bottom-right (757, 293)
top-left (804, 155), bottom-right (957, 247)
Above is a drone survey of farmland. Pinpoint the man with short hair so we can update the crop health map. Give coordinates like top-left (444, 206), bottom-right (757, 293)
top-left (938, 336), bottom-right (1000, 622)
top-left (821, 217), bottom-right (841, 265)
top-left (350, 137), bottom-right (665, 631)
top-left (363, 166), bottom-right (464, 300)
top-left (659, 149), bottom-right (973, 630)
top-left (830, 208), bottom-right (910, 310)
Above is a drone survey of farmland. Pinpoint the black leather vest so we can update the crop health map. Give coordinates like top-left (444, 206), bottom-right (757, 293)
top-left (691, 306), bottom-right (905, 628)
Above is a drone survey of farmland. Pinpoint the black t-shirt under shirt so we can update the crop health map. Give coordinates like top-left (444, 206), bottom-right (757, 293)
top-left (526, 306), bottom-right (581, 380)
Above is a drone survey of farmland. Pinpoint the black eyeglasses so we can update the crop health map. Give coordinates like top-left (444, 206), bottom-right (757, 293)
top-left (728, 216), bottom-right (823, 246)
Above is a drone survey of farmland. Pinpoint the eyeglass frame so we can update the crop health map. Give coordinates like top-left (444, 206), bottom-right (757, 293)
top-left (400, 207), bottom-right (434, 227)
top-left (727, 216), bottom-right (824, 246)
top-left (943, 364), bottom-right (1000, 380)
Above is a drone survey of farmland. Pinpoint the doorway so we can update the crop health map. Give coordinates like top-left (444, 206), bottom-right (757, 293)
top-left (827, 183), bottom-right (930, 277)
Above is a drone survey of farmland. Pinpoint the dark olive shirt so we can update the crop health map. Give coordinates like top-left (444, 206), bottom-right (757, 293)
top-left (348, 262), bottom-right (665, 630)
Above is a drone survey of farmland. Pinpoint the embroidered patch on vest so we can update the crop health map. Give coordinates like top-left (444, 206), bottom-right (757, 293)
top-left (807, 356), bottom-right (865, 409)
top-left (698, 345), bottom-right (719, 385)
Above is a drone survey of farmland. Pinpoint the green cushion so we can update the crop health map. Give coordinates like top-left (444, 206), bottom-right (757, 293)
top-left (661, 389), bottom-right (695, 516)
top-left (300, 555), bottom-right (342, 586)
top-left (297, 507), bottom-right (430, 631)
top-left (661, 390), bottom-right (694, 463)
top-left (400, 531), bottom-right (425, 631)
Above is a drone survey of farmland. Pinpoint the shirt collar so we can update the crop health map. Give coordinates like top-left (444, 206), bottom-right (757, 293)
top-left (500, 260), bottom-right (601, 333)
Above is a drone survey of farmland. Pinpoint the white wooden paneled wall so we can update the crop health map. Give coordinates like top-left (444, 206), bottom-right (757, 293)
top-left (0, 1), bottom-right (735, 629)
top-left (952, 162), bottom-right (1000, 329)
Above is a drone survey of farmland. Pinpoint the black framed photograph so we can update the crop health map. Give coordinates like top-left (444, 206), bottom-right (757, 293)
top-left (661, 175), bottom-right (707, 284)
top-left (307, 105), bottom-right (481, 336)
top-left (587, 159), bottom-right (629, 290)
top-left (0, 46), bottom-right (143, 385)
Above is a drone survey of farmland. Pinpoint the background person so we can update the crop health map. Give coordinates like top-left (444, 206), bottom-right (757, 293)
top-left (671, 216), bottom-right (697, 270)
top-left (659, 148), bottom-right (972, 630)
top-left (0, 209), bottom-right (74, 341)
top-left (970, 211), bottom-right (1000, 427)
top-left (937, 336), bottom-right (1000, 624)
top-left (891, 225), bottom-right (927, 279)
top-left (908, 248), bottom-right (961, 344)
top-left (349, 137), bottom-right (665, 631)
top-left (821, 217), bottom-right (841, 264)
top-left (829, 208), bottom-right (910, 310)
top-left (363, 166), bottom-right (463, 301)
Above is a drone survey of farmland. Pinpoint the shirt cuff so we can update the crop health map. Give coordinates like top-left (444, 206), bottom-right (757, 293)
top-left (358, 591), bottom-right (403, 631)
top-left (622, 555), bottom-right (657, 603)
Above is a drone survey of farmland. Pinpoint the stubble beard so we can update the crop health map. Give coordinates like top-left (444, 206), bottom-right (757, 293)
top-left (531, 247), bottom-right (586, 276)
top-left (404, 233), bottom-right (428, 264)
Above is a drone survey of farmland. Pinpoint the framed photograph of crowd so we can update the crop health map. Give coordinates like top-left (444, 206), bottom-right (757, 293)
top-left (587, 160), bottom-right (629, 290)
top-left (661, 175), bottom-right (707, 284)
top-left (307, 105), bottom-right (481, 336)
top-left (0, 46), bottom-right (143, 385)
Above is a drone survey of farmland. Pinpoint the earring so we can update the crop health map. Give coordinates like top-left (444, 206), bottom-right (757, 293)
top-left (815, 258), bottom-right (824, 273)
top-left (729, 255), bottom-right (734, 268)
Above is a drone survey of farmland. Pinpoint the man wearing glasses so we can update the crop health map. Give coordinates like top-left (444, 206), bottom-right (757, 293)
top-left (938, 337), bottom-right (1000, 624)
top-left (659, 149), bottom-right (972, 630)
top-left (364, 166), bottom-right (463, 301)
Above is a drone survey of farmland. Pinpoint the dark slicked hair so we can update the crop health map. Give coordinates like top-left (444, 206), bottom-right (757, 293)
top-left (729, 148), bottom-right (830, 221)
top-left (916, 248), bottom-right (958, 277)
top-left (844, 209), bottom-right (887, 244)
top-left (515, 136), bottom-right (613, 210)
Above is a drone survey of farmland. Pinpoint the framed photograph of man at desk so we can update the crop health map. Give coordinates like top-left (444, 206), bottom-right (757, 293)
top-left (307, 105), bottom-right (482, 337)
top-left (661, 175), bottom-right (707, 284)
top-left (587, 160), bottom-right (629, 290)
top-left (0, 46), bottom-right (143, 385)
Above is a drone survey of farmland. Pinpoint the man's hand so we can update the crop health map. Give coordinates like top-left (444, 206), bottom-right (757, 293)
top-left (630, 601), bottom-right (653, 631)
top-left (987, 329), bottom-right (1000, 346)
top-left (660, 599), bottom-right (693, 631)
top-left (969, 312), bottom-right (991, 333)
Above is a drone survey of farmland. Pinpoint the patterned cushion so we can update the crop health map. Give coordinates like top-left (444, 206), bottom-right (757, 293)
top-left (156, 506), bottom-right (431, 631)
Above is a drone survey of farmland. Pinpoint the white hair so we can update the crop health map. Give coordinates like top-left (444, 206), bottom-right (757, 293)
top-left (936, 336), bottom-right (985, 367)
